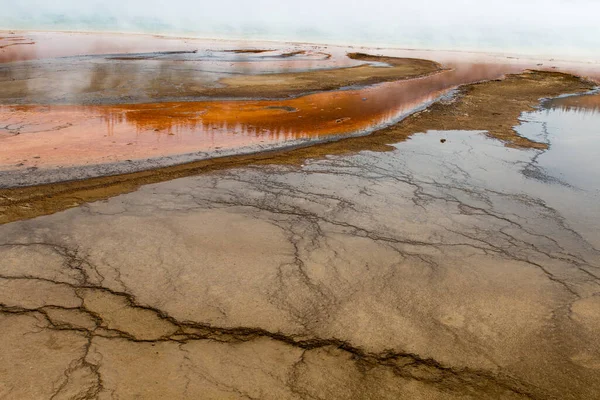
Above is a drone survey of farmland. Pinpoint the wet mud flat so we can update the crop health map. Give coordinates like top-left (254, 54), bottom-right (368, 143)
top-left (1, 95), bottom-right (599, 399)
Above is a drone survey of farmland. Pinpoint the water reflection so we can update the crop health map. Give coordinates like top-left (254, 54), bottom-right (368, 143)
top-left (545, 93), bottom-right (600, 115)
top-left (516, 95), bottom-right (600, 193)
top-left (0, 86), bottom-right (438, 168)
top-left (0, 60), bottom-right (529, 170)
top-left (2, 31), bottom-right (599, 174)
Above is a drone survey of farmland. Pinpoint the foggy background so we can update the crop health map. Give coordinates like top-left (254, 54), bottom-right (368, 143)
top-left (2, 0), bottom-right (599, 61)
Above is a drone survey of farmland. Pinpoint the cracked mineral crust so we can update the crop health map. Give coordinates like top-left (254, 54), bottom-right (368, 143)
top-left (1, 126), bottom-right (599, 399)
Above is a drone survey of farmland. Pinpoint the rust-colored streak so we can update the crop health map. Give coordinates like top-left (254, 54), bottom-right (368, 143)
top-left (0, 62), bottom-right (525, 170)
top-left (0, 83), bottom-right (437, 169)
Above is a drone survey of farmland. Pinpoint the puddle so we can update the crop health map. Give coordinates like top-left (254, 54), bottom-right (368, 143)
top-left (517, 93), bottom-right (600, 193)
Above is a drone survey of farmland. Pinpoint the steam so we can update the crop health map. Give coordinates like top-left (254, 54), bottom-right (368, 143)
top-left (1, 0), bottom-right (599, 61)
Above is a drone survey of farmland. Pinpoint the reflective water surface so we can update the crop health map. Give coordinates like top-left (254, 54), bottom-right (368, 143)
top-left (0, 66), bottom-right (507, 172)
top-left (518, 98), bottom-right (600, 194)
top-left (1, 31), bottom-right (599, 181)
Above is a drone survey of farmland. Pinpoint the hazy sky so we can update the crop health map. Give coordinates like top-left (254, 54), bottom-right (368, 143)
top-left (2, 0), bottom-right (599, 60)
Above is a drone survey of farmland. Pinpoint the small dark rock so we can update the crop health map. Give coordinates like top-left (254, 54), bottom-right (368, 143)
top-left (440, 139), bottom-right (447, 143)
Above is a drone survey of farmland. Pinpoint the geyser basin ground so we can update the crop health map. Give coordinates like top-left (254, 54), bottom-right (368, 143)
top-left (1, 30), bottom-right (600, 399)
